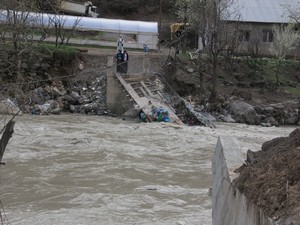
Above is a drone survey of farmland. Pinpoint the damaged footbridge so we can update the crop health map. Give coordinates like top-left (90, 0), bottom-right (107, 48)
top-left (106, 56), bottom-right (184, 125)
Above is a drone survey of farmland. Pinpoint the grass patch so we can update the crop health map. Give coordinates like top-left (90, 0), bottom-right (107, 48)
top-left (37, 44), bottom-right (76, 54)
top-left (284, 86), bottom-right (300, 94)
top-left (52, 45), bottom-right (78, 64)
top-left (33, 44), bottom-right (78, 64)
top-left (238, 57), bottom-right (299, 85)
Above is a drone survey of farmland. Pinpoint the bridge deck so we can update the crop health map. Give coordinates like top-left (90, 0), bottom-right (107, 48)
top-left (114, 73), bottom-right (184, 125)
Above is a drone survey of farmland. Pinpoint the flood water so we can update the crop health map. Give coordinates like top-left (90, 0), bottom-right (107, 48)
top-left (0, 114), bottom-right (296, 225)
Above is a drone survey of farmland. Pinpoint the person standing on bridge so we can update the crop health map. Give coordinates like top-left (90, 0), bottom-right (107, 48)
top-left (122, 50), bottom-right (129, 74)
top-left (116, 50), bottom-right (123, 73)
top-left (117, 34), bottom-right (124, 53)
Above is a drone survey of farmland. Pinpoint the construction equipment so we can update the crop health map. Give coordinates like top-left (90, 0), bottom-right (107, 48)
top-left (59, 1), bottom-right (99, 18)
top-left (170, 23), bottom-right (188, 40)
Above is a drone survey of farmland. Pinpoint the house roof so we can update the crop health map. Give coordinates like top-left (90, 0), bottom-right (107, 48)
top-left (227, 0), bottom-right (299, 23)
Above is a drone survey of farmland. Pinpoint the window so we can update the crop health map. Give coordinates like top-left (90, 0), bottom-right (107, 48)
top-left (238, 30), bottom-right (250, 42)
top-left (262, 29), bottom-right (273, 42)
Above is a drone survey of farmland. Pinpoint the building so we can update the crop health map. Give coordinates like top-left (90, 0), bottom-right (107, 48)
top-left (226, 0), bottom-right (299, 57)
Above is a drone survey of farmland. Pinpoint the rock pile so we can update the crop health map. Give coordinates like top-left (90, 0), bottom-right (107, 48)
top-left (27, 72), bottom-right (113, 116)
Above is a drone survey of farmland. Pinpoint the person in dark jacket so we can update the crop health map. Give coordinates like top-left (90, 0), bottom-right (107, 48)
top-left (116, 50), bottom-right (123, 73)
top-left (122, 50), bottom-right (129, 74)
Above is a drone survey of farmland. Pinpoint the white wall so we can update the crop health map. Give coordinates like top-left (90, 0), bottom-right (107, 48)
top-left (212, 136), bottom-right (275, 225)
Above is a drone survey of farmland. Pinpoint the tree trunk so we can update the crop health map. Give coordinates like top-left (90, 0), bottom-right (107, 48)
top-left (0, 120), bottom-right (15, 164)
top-left (182, 3), bottom-right (188, 55)
top-left (198, 57), bottom-right (204, 95)
top-left (276, 60), bottom-right (281, 86)
top-left (199, 71), bottom-right (204, 95)
top-left (210, 53), bottom-right (218, 102)
top-left (17, 56), bottom-right (22, 82)
top-left (209, 0), bottom-right (218, 102)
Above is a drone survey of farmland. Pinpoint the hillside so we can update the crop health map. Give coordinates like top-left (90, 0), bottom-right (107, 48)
top-left (91, 0), bottom-right (176, 20)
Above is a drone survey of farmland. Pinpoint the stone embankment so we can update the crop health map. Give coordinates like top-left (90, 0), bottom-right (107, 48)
top-left (1, 77), bottom-right (299, 128)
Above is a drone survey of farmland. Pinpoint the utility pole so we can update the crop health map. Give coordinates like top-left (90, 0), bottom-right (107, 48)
top-left (158, 0), bottom-right (162, 52)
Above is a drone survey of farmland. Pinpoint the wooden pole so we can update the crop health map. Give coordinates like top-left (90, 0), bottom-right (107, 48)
top-left (158, 0), bottom-right (162, 52)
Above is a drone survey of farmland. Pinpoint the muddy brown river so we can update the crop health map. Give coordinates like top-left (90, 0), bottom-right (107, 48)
top-left (0, 114), bottom-right (296, 225)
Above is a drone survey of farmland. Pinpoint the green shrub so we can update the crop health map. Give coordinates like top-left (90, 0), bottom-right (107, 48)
top-left (43, 45), bottom-right (77, 64)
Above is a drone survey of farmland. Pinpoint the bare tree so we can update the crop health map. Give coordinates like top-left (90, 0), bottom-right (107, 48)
top-left (175, 0), bottom-right (189, 54)
top-left (0, 0), bottom-right (42, 50)
top-left (285, 3), bottom-right (300, 24)
top-left (271, 23), bottom-right (299, 86)
top-left (246, 29), bottom-right (262, 80)
top-left (39, 0), bottom-right (82, 46)
top-left (0, 0), bottom-right (46, 83)
top-left (0, 0), bottom-right (82, 83)
top-left (48, 14), bottom-right (82, 46)
top-left (177, 0), bottom-right (240, 101)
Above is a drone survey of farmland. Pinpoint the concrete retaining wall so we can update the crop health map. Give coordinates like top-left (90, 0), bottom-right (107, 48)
top-left (212, 136), bottom-right (275, 225)
top-left (106, 56), bottom-right (132, 115)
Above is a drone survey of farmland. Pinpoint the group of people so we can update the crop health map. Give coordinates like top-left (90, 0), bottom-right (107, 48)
top-left (116, 35), bottom-right (129, 74)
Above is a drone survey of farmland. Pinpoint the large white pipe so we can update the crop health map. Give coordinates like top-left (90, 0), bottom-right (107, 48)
top-left (0, 10), bottom-right (158, 35)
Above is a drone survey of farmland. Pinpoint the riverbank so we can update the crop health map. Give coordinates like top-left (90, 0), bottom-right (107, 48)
top-left (1, 45), bottom-right (300, 127)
